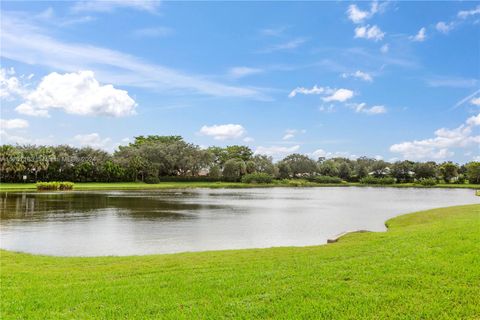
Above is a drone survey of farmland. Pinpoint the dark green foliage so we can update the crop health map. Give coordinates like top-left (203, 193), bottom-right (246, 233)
top-left (144, 176), bottom-right (160, 184)
top-left (415, 178), bottom-right (438, 186)
top-left (440, 162), bottom-right (459, 183)
top-left (0, 138), bottom-right (477, 186)
top-left (360, 176), bottom-right (396, 185)
top-left (466, 162), bottom-right (480, 184)
top-left (307, 175), bottom-right (343, 184)
top-left (222, 159), bottom-right (246, 182)
top-left (241, 172), bottom-right (274, 184)
top-left (279, 153), bottom-right (317, 177)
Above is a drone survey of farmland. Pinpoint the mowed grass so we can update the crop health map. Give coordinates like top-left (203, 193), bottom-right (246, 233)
top-left (0, 181), bottom-right (479, 191)
top-left (1, 204), bottom-right (479, 319)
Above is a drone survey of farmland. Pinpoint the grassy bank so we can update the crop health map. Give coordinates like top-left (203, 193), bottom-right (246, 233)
top-left (0, 181), bottom-right (479, 191)
top-left (1, 204), bottom-right (479, 319)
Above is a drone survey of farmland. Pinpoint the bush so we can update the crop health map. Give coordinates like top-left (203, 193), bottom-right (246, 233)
top-left (144, 176), bottom-right (160, 184)
top-left (36, 181), bottom-right (74, 191)
top-left (284, 179), bottom-right (312, 187)
top-left (241, 172), bottom-right (274, 184)
top-left (415, 178), bottom-right (437, 186)
top-left (360, 176), bottom-right (396, 185)
top-left (307, 175), bottom-right (343, 184)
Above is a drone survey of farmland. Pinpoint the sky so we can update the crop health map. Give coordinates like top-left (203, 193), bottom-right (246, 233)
top-left (0, 0), bottom-right (479, 163)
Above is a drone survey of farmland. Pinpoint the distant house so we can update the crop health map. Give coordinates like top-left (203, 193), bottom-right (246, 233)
top-left (197, 168), bottom-right (210, 176)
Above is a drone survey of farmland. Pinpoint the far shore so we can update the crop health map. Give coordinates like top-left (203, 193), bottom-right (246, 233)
top-left (0, 181), bottom-right (479, 191)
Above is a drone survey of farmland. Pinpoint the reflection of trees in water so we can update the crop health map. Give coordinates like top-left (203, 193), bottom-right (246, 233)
top-left (0, 192), bottom-right (226, 221)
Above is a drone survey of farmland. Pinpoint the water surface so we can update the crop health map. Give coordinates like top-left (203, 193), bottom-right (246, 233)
top-left (0, 187), bottom-right (477, 256)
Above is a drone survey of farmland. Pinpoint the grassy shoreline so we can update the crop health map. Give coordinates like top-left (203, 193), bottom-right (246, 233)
top-left (1, 204), bottom-right (479, 318)
top-left (0, 181), bottom-right (479, 191)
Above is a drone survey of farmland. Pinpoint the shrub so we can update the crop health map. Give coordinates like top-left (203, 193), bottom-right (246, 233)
top-left (36, 181), bottom-right (74, 191)
top-left (285, 179), bottom-right (312, 187)
top-left (144, 176), bottom-right (160, 184)
top-left (360, 176), bottom-right (396, 185)
top-left (307, 175), bottom-right (343, 184)
top-left (241, 172), bottom-right (274, 184)
top-left (415, 178), bottom-right (437, 186)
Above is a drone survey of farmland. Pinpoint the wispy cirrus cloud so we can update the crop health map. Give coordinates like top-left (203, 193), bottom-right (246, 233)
top-left (72, 0), bottom-right (161, 13)
top-left (131, 26), bottom-right (173, 38)
top-left (426, 76), bottom-right (479, 89)
top-left (0, 12), bottom-right (266, 100)
top-left (259, 37), bottom-right (308, 53)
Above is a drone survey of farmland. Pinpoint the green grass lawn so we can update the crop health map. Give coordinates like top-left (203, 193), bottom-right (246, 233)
top-left (0, 181), bottom-right (479, 191)
top-left (1, 204), bottom-right (479, 319)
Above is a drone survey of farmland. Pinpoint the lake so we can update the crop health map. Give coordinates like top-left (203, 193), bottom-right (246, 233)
top-left (0, 187), bottom-right (478, 256)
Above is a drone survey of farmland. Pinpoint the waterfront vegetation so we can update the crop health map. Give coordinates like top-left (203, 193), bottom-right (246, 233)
top-left (1, 136), bottom-right (480, 186)
top-left (36, 181), bottom-right (74, 191)
top-left (1, 181), bottom-right (480, 191)
top-left (1, 204), bottom-right (479, 319)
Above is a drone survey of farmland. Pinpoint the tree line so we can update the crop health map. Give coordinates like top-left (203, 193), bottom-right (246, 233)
top-left (1, 135), bottom-right (479, 184)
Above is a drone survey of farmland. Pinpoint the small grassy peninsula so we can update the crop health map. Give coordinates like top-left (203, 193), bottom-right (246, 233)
top-left (1, 204), bottom-right (479, 319)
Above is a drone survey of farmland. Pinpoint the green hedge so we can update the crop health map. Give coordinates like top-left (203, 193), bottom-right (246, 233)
top-left (306, 175), bottom-right (343, 184)
top-left (360, 176), bottom-right (396, 185)
top-left (415, 178), bottom-right (438, 186)
top-left (36, 181), bottom-right (74, 191)
top-left (241, 173), bottom-right (274, 184)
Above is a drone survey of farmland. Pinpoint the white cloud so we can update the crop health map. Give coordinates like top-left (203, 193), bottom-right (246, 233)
top-left (72, 0), bottom-right (160, 13)
top-left (132, 27), bottom-right (173, 38)
top-left (390, 114), bottom-right (480, 160)
top-left (346, 1), bottom-right (382, 24)
top-left (243, 137), bottom-right (254, 143)
top-left (458, 5), bottom-right (480, 19)
top-left (73, 133), bottom-right (111, 149)
top-left (289, 86), bottom-right (354, 102)
top-left (1, 13), bottom-right (264, 100)
top-left (15, 70), bottom-right (137, 117)
top-left (341, 70), bottom-right (373, 82)
top-left (254, 145), bottom-right (300, 158)
top-left (0, 118), bottom-right (29, 130)
top-left (282, 129), bottom-right (305, 140)
top-left (229, 67), bottom-right (263, 79)
top-left (199, 124), bottom-right (246, 140)
top-left (311, 149), bottom-right (358, 160)
top-left (0, 130), bottom-right (31, 144)
top-left (467, 113), bottom-right (480, 126)
top-left (288, 85), bottom-right (327, 98)
top-left (380, 44), bottom-right (389, 53)
top-left (436, 21), bottom-right (454, 34)
top-left (350, 103), bottom-right (387, 115)
top-left (410, 27), bottom-right (426, 42)
top-left (0, 67), bottom-right (29, 100)
top-left (471, 97), bottom-right (480, 106)
top-left (322, 89), bottom-right (354, 102)
top-left (354, 25), bottom-right (385, 41)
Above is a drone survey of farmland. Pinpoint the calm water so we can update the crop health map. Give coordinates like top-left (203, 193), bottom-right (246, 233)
top-left (0, 187), bottom-right (478, 256)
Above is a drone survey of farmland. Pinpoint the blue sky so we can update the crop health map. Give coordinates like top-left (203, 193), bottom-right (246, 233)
top-left (0, 0), bottom-right (479, 162)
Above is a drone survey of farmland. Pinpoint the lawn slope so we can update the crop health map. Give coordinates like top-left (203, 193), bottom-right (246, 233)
top-left (1, 204), bottom-right (479, 319)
